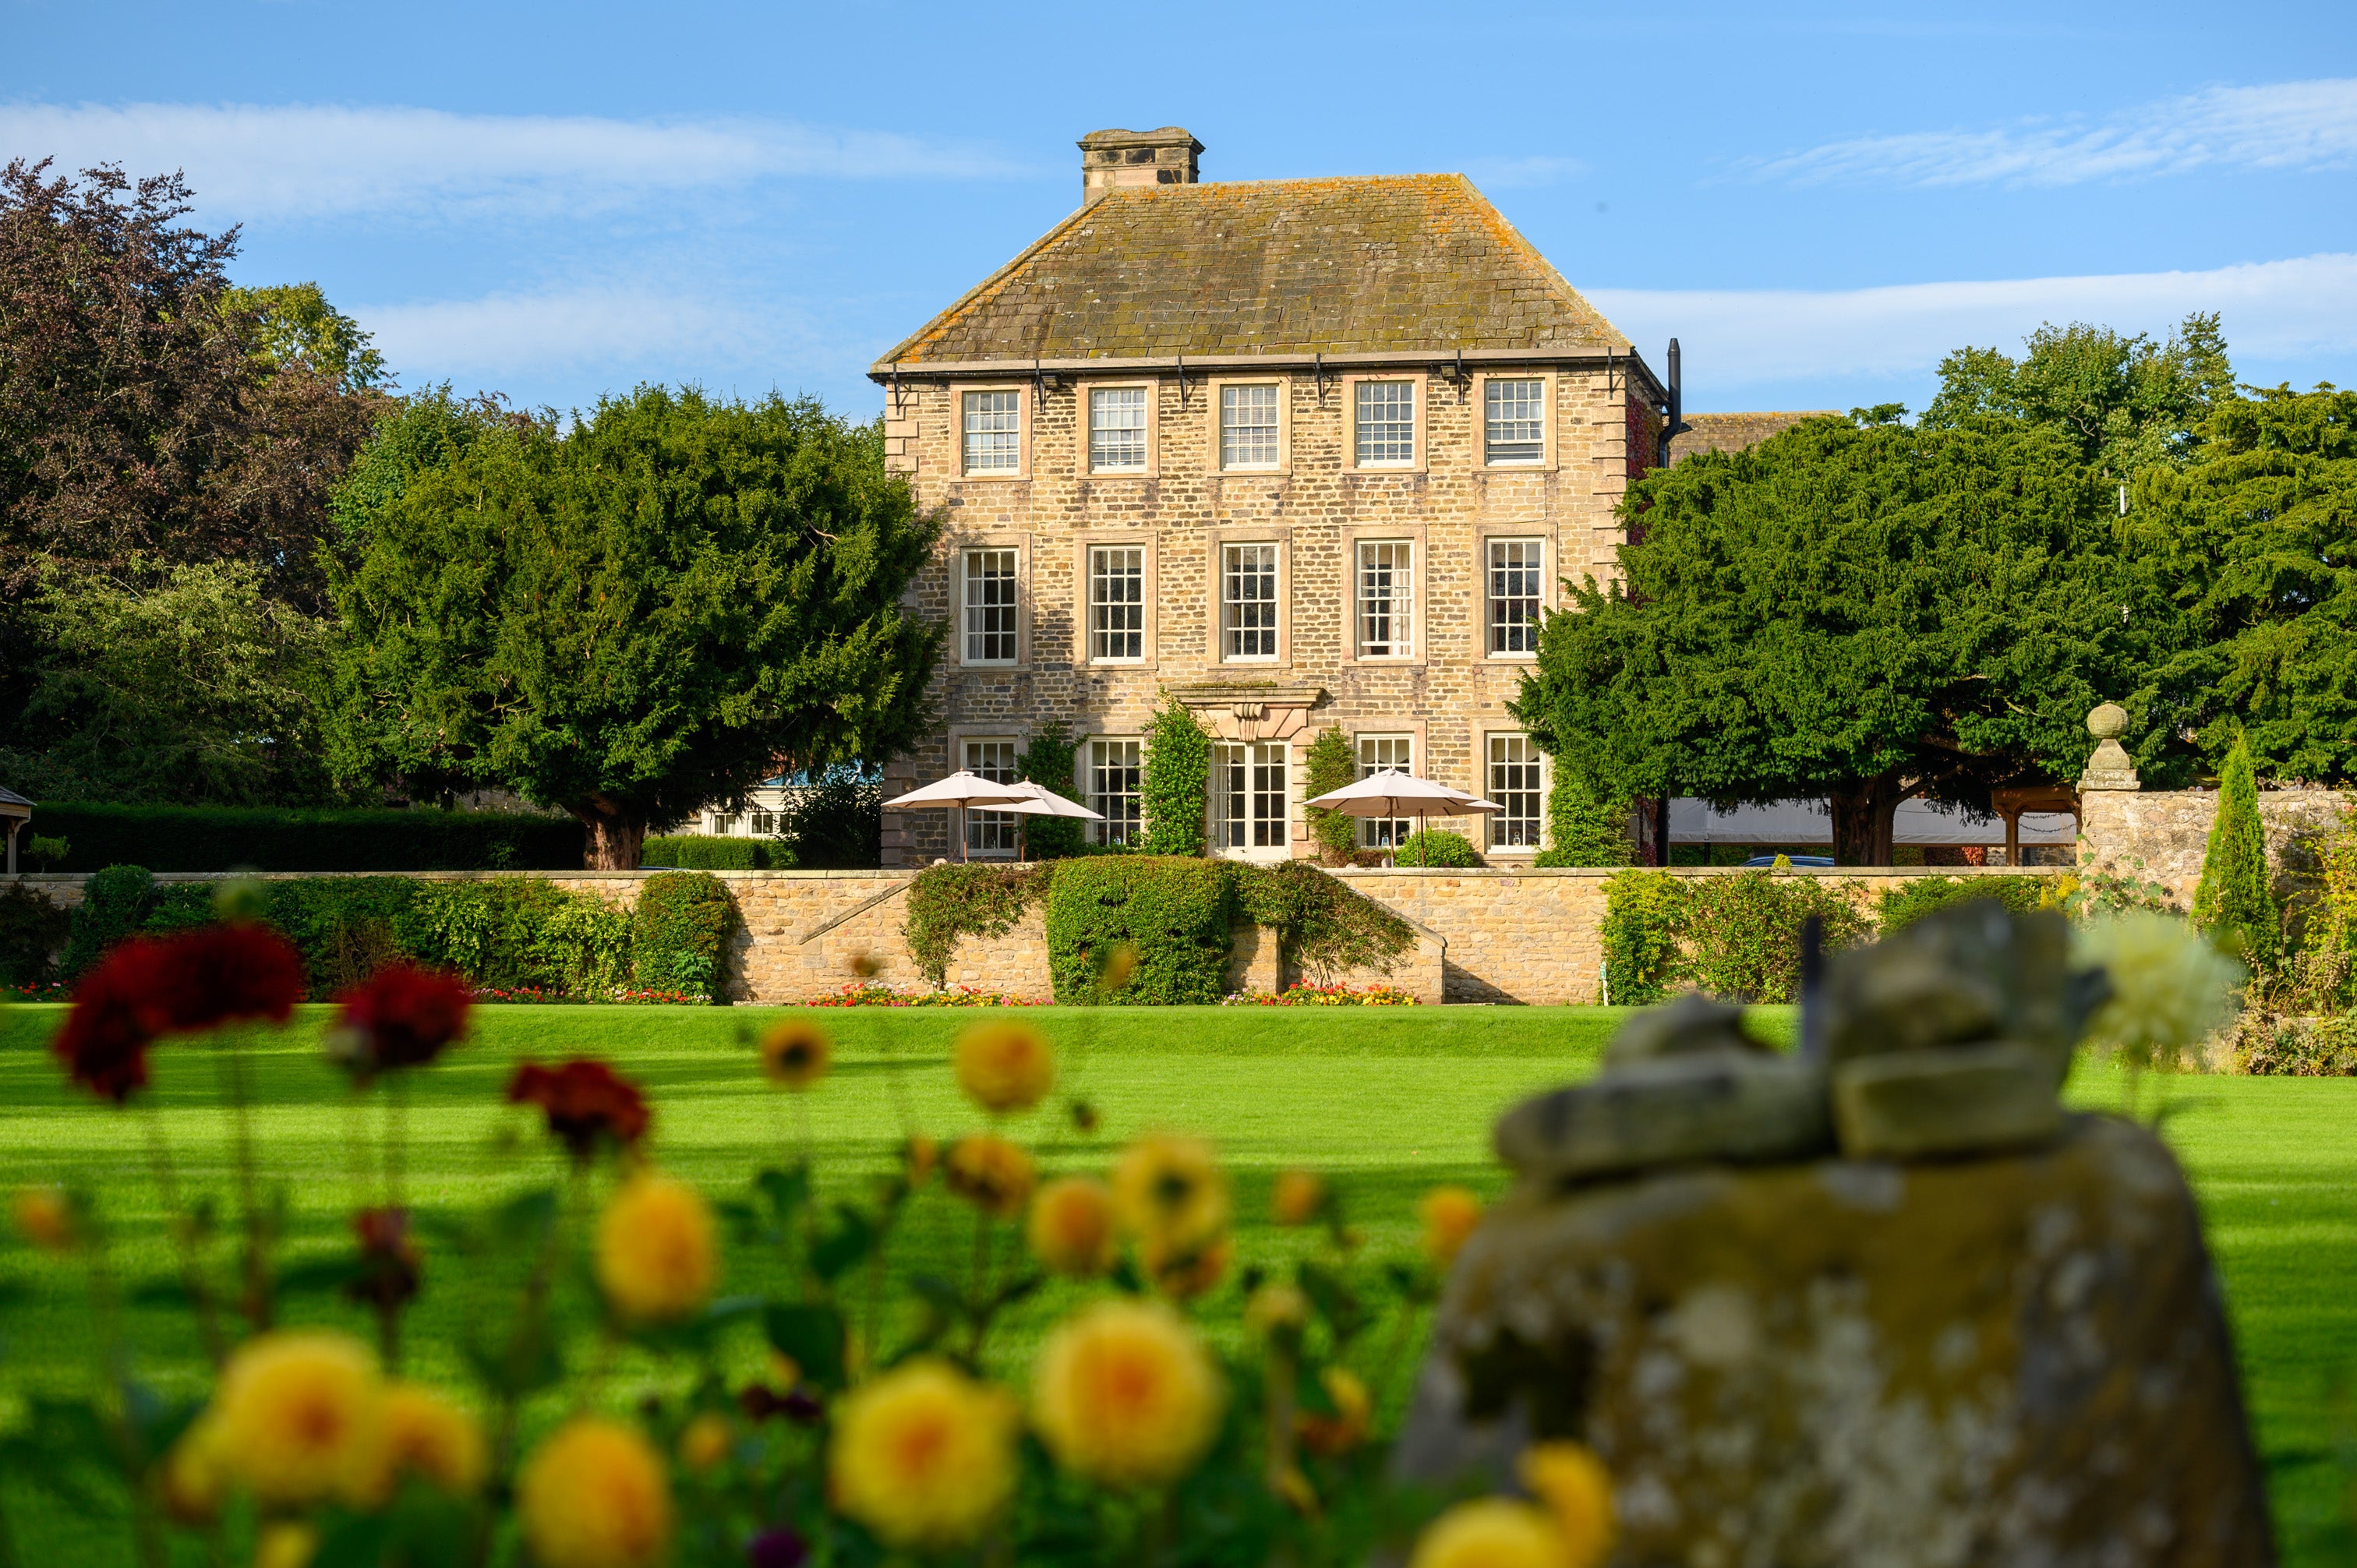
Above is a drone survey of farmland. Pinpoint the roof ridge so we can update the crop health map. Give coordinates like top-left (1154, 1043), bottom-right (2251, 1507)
top-left (871, 198), bottom-right (1106, 369)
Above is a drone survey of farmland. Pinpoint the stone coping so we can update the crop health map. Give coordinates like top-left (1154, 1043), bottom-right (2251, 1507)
top-left (2, 863), bottom-right (2058, 885)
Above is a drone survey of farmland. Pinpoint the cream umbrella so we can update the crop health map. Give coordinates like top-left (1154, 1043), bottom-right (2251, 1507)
top-left (882, 770), bottom-right (1036, 863)
top-left (1304, 770), bottom-right (1500, 871)
top-left (993, 781), bottom-right (1107, 860)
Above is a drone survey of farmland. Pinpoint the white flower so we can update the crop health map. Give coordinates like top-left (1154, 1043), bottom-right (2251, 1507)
top-left (2073, 913), bottom-right (2242, 1070)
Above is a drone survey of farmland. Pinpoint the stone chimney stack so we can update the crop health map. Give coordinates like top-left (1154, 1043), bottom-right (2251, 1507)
top-left (1079, 127), bottom-right (1203, 205)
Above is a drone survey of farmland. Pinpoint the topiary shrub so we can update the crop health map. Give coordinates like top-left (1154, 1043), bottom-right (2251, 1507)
top-left (1233, 860), bottom-right (1415, 984)
top-left (1139, 701), bottom-right (1210, 856)
top-left (1045, 856), bottom-right (1235, 1005)
top-left (1302, 727), bottom-right (1359, 864)
top-left (643, 835), bottom-right (770, 871)
top-left (62, 864), bottom-right (158, 979)
top-left (2193, 732), bottom-right (2278, 963)
top-left (1533, 771), bottom-right (1631, 867)
top-left (1017, 728), bottom-right (1087, 860)
top-left (0, 884), bottom-right (71, 987)
top-left (632, 871), bottom-right (737, 1001)
top-left (1394, 829), bottom-right (1483, 868)
top-left (904, 863), bottom-right (1050, 987)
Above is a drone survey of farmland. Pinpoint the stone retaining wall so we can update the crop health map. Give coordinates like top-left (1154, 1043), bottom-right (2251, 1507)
top-left (2080, 786), bottom-right (2350, 911)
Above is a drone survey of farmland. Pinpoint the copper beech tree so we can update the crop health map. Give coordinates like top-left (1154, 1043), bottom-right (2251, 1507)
top-left (325, 387), bottom-right (941, 868)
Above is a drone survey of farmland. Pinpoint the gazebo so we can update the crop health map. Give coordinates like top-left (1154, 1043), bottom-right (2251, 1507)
top-left (0, 786), bottom-right (31, 875)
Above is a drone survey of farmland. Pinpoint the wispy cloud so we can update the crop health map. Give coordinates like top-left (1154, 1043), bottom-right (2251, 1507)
top-left (0, 101), bottom-right (1031, 221)
top-left (1465, 154), bottom-right (1585, 190)
top-left (1589, 253), bottom-right (2357, 388)
top-left (1753, 78), bottom-right (2357, 188)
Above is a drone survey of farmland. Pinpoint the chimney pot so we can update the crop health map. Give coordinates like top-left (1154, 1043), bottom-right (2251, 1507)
top-left (1077, 127), bottom-right (1203, 205)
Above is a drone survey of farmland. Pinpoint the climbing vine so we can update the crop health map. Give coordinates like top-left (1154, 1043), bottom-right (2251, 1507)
top-left (1234, 860), bottom-right (1416, 984)
top-left (904, 863), bottom-right (1051, 986)
top-left (1140, 700), bottom-right (1211, 856)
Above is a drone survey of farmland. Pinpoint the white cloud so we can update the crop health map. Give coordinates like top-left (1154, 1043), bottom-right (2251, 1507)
top-left (1588, 253), bottom-right (2357, 388)
top-left (1754, 78), bottom-right (2357, 188)
top-left (356, 286), bottom-right (807, 387)
top-left (1465, 154), bottom-right (1586, 190)
top-left (0, 101), bottom-right (1028, 221)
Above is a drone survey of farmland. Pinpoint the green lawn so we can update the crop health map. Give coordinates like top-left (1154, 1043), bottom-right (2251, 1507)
top-left (1, 1002), bottom-right (2351, 1562)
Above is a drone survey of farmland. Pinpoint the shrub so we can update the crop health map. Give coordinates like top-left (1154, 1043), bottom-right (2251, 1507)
top-left (1394, 829), bottom-right (1482, 868)
top-left (25, 835), bottom-right (69, 871)
top-left (1139, 702), bottom-right (1210, 856)
top-left (0, 884), bottom-right (71, 986)
top-left (1875, 874), bottom-right (2069, 933)
top-left (1599, 867), bottom-right (1871, 1005)
top-left (632, 872), bottom-right (737, 1001)
top-left (1017, 728), bottom-right (1087, 860)
top-left (1233, 860), bottom-right (1415, 984)
top-left (2234, 1010), bottom-right (2357, 1075)
top-left (1599, 869), bottom-right (1684, 1005)
top-left (62, 864), bottom-right (159, 979)
top-left (779, 776), bottom-right (883, 870)
top-left (644, 835), bottom-right (772, 871)
top-left (1302, 728), bottom-right (1359, 864)
top-left (904, 864), bottom-right (1051, 987)
top-left (1533, 772), bottom-right (1631, 868)
top-left (2193, 733), bottom-right (2279, 963)
top-left (1044, 856), bottom-right (1235, 1005)
top-left (28, 802), bottom-right (582, 873)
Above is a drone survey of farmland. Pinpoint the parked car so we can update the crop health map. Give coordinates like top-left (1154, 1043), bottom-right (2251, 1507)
top-left (1740, 853), bottom-right (1836, 867)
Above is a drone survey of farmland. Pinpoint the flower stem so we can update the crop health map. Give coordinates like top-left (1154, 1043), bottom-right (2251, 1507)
top-left (138, 1102), bottom-right (224, 1367)
top-left (81, 1213), bottom-right (164, 1568)
top-left (217, 1028), bottom-right (270, 1331)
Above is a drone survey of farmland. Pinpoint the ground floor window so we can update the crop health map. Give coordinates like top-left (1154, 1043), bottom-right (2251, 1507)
top-left (965, 738), bottom-right (1019, 856)
top-left (1214, 742), bottom-right (1289, 854)
top-left (1357, 733), bottom-right (1414, 849)
top-left (1488, 733), bottom-right (1543, 849)
top-left (1089, 739), bottom-right (1141, 846)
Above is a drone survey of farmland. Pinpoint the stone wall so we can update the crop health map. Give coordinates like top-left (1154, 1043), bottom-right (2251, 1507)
top-left (2080, 786), bottom-right (2351, 910)
top-left (7, 863), bottom-right (2054, 1007)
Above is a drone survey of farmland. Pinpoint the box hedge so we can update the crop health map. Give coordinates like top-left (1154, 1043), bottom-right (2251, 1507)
top-left (28, 803), bottom-right (584, 874)
top-left (1044, 856), bottom-right (1237, 1005)
top-left (643, 835), bottom-right (776, 871)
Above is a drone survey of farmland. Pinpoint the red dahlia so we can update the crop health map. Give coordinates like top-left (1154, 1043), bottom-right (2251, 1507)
top-left (330, 962), bottom-right (473, 1080)
top-left (505, 1059), bottom-right (651, 1159)
top-left (52, 938), bottom-right (175, 1101)
top-left (156, 923), bottom-right (306, 1034)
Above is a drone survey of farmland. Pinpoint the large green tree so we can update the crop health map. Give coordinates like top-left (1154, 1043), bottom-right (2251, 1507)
top-left (1513, 414), bottom-right (2164, 864)
top-left (325, 386), bottom-right (942, 867)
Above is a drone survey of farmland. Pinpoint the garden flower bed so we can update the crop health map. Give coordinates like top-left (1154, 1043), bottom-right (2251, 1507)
top-left (1224, 982), bottom-right (1420, 1006)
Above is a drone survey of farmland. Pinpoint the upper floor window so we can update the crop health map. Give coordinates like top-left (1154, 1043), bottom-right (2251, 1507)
top-left (1089, 546), bottom-right (1144, 662)
top-left (1354, 381), bottom-right (1415, 467)
top-left (1220, 383), bottom-right (1281, 470)
top-left (1088, 387), bottom-right (1149, 473)
top-left (1089, 738), bottom-right (1142, 846)
top-left (1488, 538), bottom-right (1543, 654)
top-left (963, 548), bottom-right (1018, 664)
top-left (1222, 544), bottom-right (1278, 662)
top-left (962, 390), bottom-right (1021, 474)
top-left (1485, 378), bottom-right (1546, 465)
top-left (1489, 733), bottom-right (1543, 849)
top-left (1356, 541), bottom-right (1413, 658)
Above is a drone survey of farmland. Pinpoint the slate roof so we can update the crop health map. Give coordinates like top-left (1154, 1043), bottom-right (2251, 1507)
top-left (874, 175), bottom-right (1631, 369)
top-left (1667, 411), bottom-right (1839, 465)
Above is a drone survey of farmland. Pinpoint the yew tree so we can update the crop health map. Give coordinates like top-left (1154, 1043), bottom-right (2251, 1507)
top-left (1513, 413), bottom-right (2165, 864)
top-left (326, 387), bottom-right (942, 867)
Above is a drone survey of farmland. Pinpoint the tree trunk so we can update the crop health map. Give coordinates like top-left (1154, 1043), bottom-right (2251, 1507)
top-left (1827, 775), bottom-right (1910, 866)
top-left (572, 797), bottom-right (647, 870)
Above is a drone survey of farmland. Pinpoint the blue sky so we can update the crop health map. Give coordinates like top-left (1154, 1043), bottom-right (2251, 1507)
top-left (9, 1), bottom-right (2355, 418)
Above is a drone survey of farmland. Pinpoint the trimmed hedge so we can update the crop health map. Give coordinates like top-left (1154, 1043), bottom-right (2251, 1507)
top-left (30, 803), bottom-right (583, 874)
top-left (1394, 829), bottom-right (1483, 868)
top-left (1875, 874), bottom-right (2069, 933)
top-left (1600, 868), bottom-right (1871, 1005)
top-left (643, 835), bottom-right (776, 871)
top-left (1044, 856), bottom-right (1236, 1005)
top-left (632, 872), bottom-right (738, 998)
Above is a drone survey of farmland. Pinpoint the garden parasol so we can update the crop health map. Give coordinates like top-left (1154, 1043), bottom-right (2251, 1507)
top-left (993, 781), bottom-right (1106, 860)
top-left (1304, 769), bottom-right (1502, 918)
top-left (881, 771), bottom-right (1035, 862)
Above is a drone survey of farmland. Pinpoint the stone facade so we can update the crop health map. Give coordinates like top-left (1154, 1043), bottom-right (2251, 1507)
top-left (2079, 786), bottom-right (2351, 910)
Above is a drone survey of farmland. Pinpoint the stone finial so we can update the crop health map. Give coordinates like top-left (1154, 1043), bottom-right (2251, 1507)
top-left (2078, 701), bottom-right (2141, 792)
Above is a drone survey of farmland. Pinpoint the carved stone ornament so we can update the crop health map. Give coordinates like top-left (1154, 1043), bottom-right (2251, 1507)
top-left (2078, 699), bottom-right (2142, 791)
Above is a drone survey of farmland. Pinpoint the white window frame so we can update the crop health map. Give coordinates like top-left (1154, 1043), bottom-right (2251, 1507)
top-left (1486, 536), bottom-right (1546, 658)
top-left (1220, 542), bottom-right (1281, 663)
top-left (1086, 543), bottom-right (1147, 663)
top-left (1212, 740), bottom-right (1292, 861)
top-left (1086, 737), bottom-right (1143, 846)
top-left (959, 546), bottom-right (1023, 667)
top-left (1356, 733), bottom-right (1415, 850)
top-left (952, 383), bottom-right (1030, 479)
top-left (962, 737), bottom-right (1022, 858)
top-left (1082, 381), bottom-right (1157, 477)
top-left (1486, 733), bottom-right (1546, 854)
top-left (1354, 539), bottom-right (1415, 659)
top-left (1479, 375), bottom-right (1549, 468)
top-left (1209, 377), bottom-right (1290, 474)
top-left (1345, 374), bottom-right (1426, 473)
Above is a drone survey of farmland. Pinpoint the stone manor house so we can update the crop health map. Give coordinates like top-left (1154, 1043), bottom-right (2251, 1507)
top-left (871, 127), bottom-right (1698, 867)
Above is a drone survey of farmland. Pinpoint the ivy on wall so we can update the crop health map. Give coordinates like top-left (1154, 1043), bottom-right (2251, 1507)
top-left (1016, 726), bottom-right (1087, 860)
top-left (1534, 772), bottom-right (1634, 868)
top-left (1139, 701), bottom-right (1210, 856)
top-left (903, 863), bottom-right (1052, 986)
top-left (1302, 726), bottom-right (1359, 864)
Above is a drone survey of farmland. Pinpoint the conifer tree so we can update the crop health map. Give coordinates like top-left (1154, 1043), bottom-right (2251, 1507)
top-left (2192, 731), bottom-right (2277, 962)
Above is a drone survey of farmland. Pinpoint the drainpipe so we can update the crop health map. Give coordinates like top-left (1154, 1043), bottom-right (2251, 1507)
top-left (1655, 337), bottom-right (1687, 469)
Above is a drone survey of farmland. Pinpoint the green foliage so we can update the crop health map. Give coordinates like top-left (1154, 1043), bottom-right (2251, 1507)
top-left (1232, 861), bottom-right (1415, 984)
top-left (219, 281), bottom-right (387, 392)
top-left (324, 386), bottom-right (942, 863)
top-left (1922, 312), bottom-right (2234, 478)
top-left (642, 835), bottom-right (772, 871)
top-left (23, 802), bottom-right (580, 873)
top-left (1599, 868), bottom-right (1869, 1005)
top-left (1044, 856), bottom-right (1235, 1005)
top-left (1302, 728), bottom-right (1359, 863)
top-left (62, 866), bottom-right (159, 980)
top-left (1875, 874), bottom-right (2069, 932)
top-left (2233, 1010), bottom-right (2357, 1076)
top-left (1599, 870), bottom-right (1684, 1005)
top-left (903, 864), bottom-right (1050, 987)
top-left (2193, 733), bottom-right (2279, 962)
top-left (1532, 772), bottom-right (1631, 867)
top-left (1140, 702), bottom-right (1211, 856)
top-left (1016, 728), bottom-right (1086, 860)
top-left (1393, 829), bottom-right (1482, 868)
top-left (1516, 414), bottom-right (2157, 863)
top-left (777, 775), bottom-right (882, 870)
top-left (0, 884), bottom-right (70, 987)
top-left (24, 836), bottom-right (67, 871)
top-left (631, 872), bottom-right (737, 1001)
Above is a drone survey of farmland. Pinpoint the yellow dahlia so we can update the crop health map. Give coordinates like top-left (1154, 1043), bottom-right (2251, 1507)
top-left (161, 1414), bottom-right (228, 1524)
top-left (1519, 1441), bottom-right (1617, 1568)
top-left (1419, 1186), bottom-right (1483, 1269)
top-left (10, 1186), bottom-right (72, 1252)
top-left (678, 1411), bottom-right (732, 1472)
top-left (1296, 1366), bottom-right (1373, 1457)
top-left (1027, 1176), bottom-right (1119, 1277)
top-left (759, 1019), bottom-right (832, 1091)
top-left (905, 1133), bottom-right (940, 1187)
top-left (829, 1359), bottom-right (1019, 1549)
top-left (1270, 1169), bottom-right (1327, 1227)
top-left (210, 1330), bottom-right (385, 1508)
top-left (1244, 1283), bottom-right (1309, 1337)
top-left (1032, 1300), bottom-right (1224, 1489)
top-left (945, 1134), bottom-right (1037, 1220)
top-left (376, 1383), bottom-right (486, 1498)
top-left (1142, 1230), bottom-right (1231, 1301)
top-left (954, 1020), bottom-right (1055, 1114)
top-left (255, 1521), bottom-right (320, 1568)
top-left (1409, 1499), bottom-right (1567, 1568)
top-left (1114, 1133), bottom-right (1229, 1248)
top-left (516, 1417), bottom-right (673, 1568)
top-left (595, 1174), bottom-right (719, 1325)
